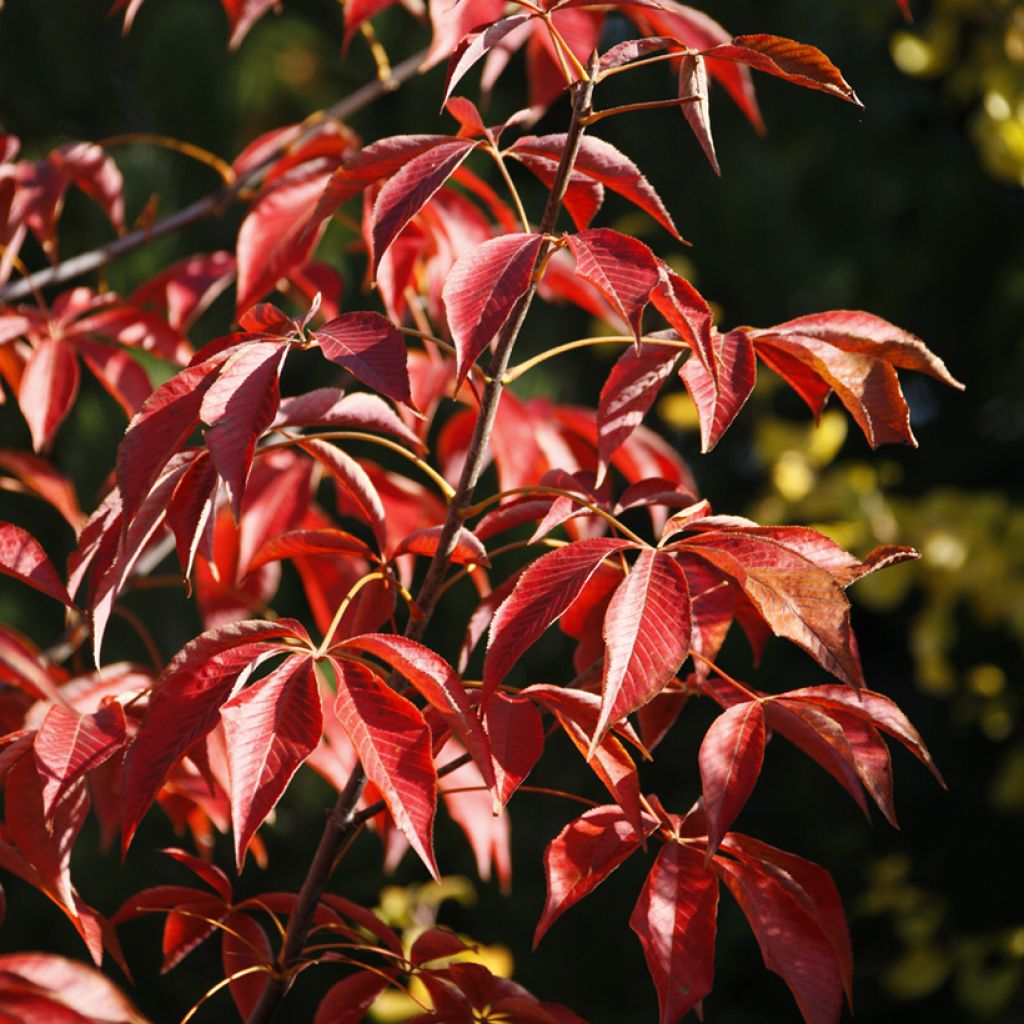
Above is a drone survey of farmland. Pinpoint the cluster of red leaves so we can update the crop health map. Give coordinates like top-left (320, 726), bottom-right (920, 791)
top-left (0, 0), bottom-right (952, 1021)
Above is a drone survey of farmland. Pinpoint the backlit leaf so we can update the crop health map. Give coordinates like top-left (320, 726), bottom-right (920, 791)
top-left (699, 699), bottom-right (765, 853)
top-left (484, 538), bottom-right (633, 696)
top-left (220, 656), bottom-right (323, 869)
top-left (443, 232), bottom-right (544, 386)
top-left (332, 658), bottom-right (439, 878)
top-left (596, 549), bottom-right (691, 746)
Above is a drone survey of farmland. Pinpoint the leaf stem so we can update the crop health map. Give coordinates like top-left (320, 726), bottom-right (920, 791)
top-left (98, 133), bottom-right (236, 185)
top-left (266, 431), bottom-right (455, 501)
top-left (582, 95), bottom-right (701, 126)
top-left (487, 143), bottom-right (531, 233)
top-left (461, 484), bottom-right (648, 547)
top-left (502, 334), bottom-right (690, 384)
top-left (596, 50), bottom-right (684, 82)
top-left (316, 572), bottom-right (390, 657)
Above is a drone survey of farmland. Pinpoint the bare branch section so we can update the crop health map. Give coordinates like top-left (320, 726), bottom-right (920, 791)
top-left (0, 49), bottom-right (427, 304)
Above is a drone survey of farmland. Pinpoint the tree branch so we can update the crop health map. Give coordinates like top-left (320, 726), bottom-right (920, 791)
top-left (244, 54), bottom-right (599, 1024)
top-left (0, 49), bottom-right (427, 304)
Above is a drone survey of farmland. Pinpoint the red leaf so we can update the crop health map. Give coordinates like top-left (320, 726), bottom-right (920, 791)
top-left (18, 339), bottom-right (79, 452)
top-left (440, 742), bottom-right (512, 891)
top-left (720, 833), bottom-right (853, 1005)
top-left (443, 232), bottom-right (544, 386)
top-left (699, 700), bottom-right (765, 854)
top-left (33, 703), bottom-right (127, 822)
top-left (305, 135), bottom-right (453, 240)
top-left (707, 35), bottom-right (861, 107)
top-left (5, 753), bottom-right (80, 909)
top-left (679, 530), bottom-right (864, 689)
top-left (0, 451), bottom-right (84, 532)
top-left (130, 251), bottom-right (236, 333)
top-left (221, 910), bottom-right (272, 1019)
top-left (759, 698), bottom-right (871, 819)
top-left (630, 841), bottom-right (718, 1024)
top-left (535, 804), bottom-right (657, 946)
top-left (312, 312), bottom-right (411, 405)
top-left (89, 454), bottom-right (195, 662)
top-left (246, 528), bottom-right (374, 573)
top-left (0, 522), bottom-right (72, 605)
top-left (411, 927), bottom-right (471, 965)
top-left (235, 168), bottom-right (334, 313)
top-left (200, 341), bottom-right (287, 516)
top-left (483, 538), bottom-right (633, 696)
top-left (220, 656), bottom-right (323, 868)
top-left (115, 359), bottom-right (222, 521)
top-left (337, 634), bottom-right (495, 797)
top-left (314, 971), bottom-right (390, 1024)
top-left (525, 685), bottom-right (645, 838)
top-left (393, 525), bottom-right (489, 566)
top-left (751, 310), bottom-right (963, 447)
top-left (483, 692), bottom-right (544, 806)
top-left (298, 438), bottom-right (387, 551)
top-left (510, 135), bottom-right (681, 240)
top-left (442, 14), bottom-right (536, 105)
top-left (783, 684), bottom-right (943, 785)
top-left (678, 54), bottom-right (719, 175)
top-left (510, 151), bottom-right (604, 231)
top-left (679, 328), bottom-right (757, 451)
top-left (275, 389), bottom-right (422, 450)
top-left (120, 620), bottom-right (299, 853)
top-left (0, 953), bottom-right (147, 1023)
top-left (162, 846), bottom-right (234, 901)
top-left (221, 0), bottom-right (278, 48)
top-left (715, 842), bottom-right (849, 1024)
top-left (596, 549), bottom-right (691, 747)
top-left (628, 1), bottom-right (763, 132)
top-left (342, 0), bottom-right (401, 49)
top-left (332, 658), bottom-right (439, 878)
top-left (76, 339), bottom-right (153, 419)
top-left (566, 229), bottom-right (659, 341)
top-left (597, 341), bottom-right (680, 480)
top-left (371, 139), bottom-right (478, 274)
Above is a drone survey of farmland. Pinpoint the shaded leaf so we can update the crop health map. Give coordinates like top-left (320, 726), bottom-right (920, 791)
top-left (312, 312), bottom-right (411, 405)
top-left (535, 804), bottom-right (657, 946)
top-left (630, 841), bottom-right (718, 1024)
top-left (0, 522), bottom-right (72, 605)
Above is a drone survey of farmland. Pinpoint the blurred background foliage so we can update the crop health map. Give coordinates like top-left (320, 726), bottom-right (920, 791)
top-left (0, 0), bottom-right (1022, 1021)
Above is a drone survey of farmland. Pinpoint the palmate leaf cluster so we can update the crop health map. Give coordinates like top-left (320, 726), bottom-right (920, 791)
top-left (0, 1), bottom-right (966, 1021)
